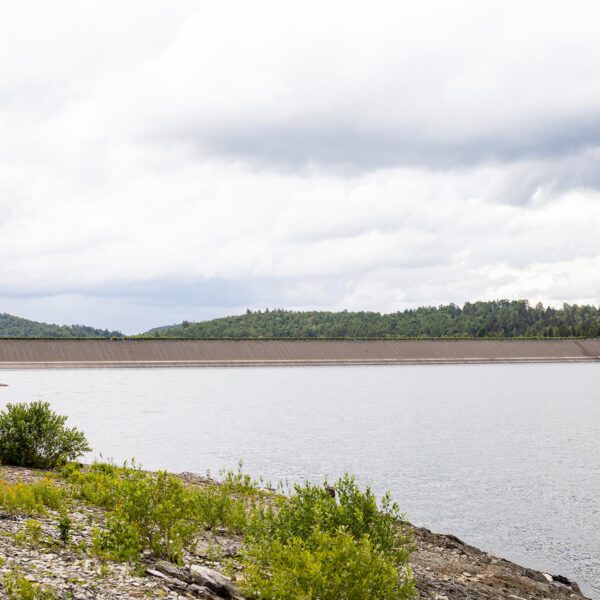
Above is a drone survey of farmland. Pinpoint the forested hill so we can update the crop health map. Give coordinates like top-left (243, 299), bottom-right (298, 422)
top-left (0, 313), bottom-right (122, 338)
top-left (144, 301), bottom-right (600, 339)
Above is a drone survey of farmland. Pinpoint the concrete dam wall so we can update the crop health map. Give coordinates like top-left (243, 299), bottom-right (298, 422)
top-left (0, 339), bottom-right (599, 368)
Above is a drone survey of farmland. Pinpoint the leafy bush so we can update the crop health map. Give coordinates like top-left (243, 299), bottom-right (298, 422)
top-left (0, 476), bottom-right (65, 515)
top-left (243, 528), bottom-right (410, 599)
top-left (195, 484), bottom-right (249, 532)
top-left (61, 461), bottom-right (125, 509)
top-left (0, 402), bottom-right (90, 468)
top-left (65, 461), bottom-right (253, 562)
top-left (241, 475), bottom-right (415, 600)
top-left (93, 469), bottom-right (199, 562)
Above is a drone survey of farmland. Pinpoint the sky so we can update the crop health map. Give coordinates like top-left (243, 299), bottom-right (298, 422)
top-left (1, 1), bottom-right (599, 334)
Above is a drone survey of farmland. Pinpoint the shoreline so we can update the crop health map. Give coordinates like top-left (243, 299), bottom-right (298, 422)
top-left (1, 357), bottom-right (599, 369)
top-left (0, 464), bottom-right (591, 599)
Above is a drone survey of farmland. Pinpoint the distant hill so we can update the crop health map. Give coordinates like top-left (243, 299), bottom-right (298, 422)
top-left (0, 313), bottom-right (122, 338)
top-left (142, 300), bottom-right (600, 339)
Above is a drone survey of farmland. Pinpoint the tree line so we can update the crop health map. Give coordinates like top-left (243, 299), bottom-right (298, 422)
top-left (0, 313), bottom-right (122, 338)
top-left (145, 300), bottom-right (600, 339)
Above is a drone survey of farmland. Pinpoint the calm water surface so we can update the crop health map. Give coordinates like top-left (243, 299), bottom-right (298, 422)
top-left (1, 364), bottom-right (599, 597)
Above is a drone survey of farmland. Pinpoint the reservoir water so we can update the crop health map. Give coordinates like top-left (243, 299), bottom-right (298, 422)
top-left (1, 363), bottom-right (598, 597)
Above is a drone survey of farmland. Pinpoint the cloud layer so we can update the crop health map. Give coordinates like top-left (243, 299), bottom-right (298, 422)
top-left (1, 1), bottom-right (599, 332)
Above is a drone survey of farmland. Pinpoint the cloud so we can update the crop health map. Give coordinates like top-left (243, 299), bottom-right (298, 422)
top-left (94, 1), bottom-right (600, 169)
top-left (0, 1), bottom-right (599, 332)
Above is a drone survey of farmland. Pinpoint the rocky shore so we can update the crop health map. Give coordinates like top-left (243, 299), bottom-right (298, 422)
top-left (0, 466), bottom-right (589, 599)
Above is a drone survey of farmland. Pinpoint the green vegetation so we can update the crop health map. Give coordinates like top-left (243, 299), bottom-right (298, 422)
top-left (0, 401), bottom-right (91, 469)
top-left (144, 300), bottom-right (600, 339)
top-left (4, 299), bottom-right (599, 339)
top-left (2, 406), bottom-right (416, 598)
top-left (63, 462), bottom-right (254, 563)
top-left (0, 476), bottom-right (64, 515)
top-left (0, 312), bottom-right (122, 338)
top-left (241, 475), bottom-right (414, 599)
top-left (2, 570), bottom-right (55, 600)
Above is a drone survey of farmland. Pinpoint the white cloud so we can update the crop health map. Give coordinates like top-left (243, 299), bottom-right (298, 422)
top-left (0, 1), bottom-right (599, 332)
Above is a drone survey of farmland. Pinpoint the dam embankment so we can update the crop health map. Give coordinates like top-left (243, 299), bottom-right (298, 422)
top-left (0, 338), bottom-right (599, 368)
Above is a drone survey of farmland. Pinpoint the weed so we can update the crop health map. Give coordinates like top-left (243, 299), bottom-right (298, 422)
top-left (58, 511), bottom-right (72, 545)
top-left (2, 570), bottom-right (55, 600)
top-left (21, 519), bottom-right (43, 546)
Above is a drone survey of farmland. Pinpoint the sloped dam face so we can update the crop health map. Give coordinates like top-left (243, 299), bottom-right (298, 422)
top-left (0, 339), bottom-right (599, 368)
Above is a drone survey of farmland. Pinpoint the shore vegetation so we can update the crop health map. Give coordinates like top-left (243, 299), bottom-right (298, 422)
top-left (0, 401), bottom-right (91, 469)
top-left (0, 402), bottom-right (415, 598)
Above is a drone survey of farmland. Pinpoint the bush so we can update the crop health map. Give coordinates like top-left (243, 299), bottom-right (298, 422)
top-left (241, 475), bottom-right (415, 600)
top-left (242, 528), bottom-right (410, 599)
top-left (0, 476), bottom-right (65, 515)
top-left (65, 461), bottom-right (254, 562)
top-left (92, 468), bottom-right (203, 562)
top-left (61, 461), bottom-right (125, 509)
top-left (195, 484), bottom-right (249, 532)
top-left (0, 402), bottom-right (91, 469)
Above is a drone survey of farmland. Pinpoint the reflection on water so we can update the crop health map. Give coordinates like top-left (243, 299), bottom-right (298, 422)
top-left (1, 363), bottom-right (599, 597)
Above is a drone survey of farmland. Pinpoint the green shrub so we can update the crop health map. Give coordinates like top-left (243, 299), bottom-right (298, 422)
top-left (243, 528), bottom-right (411, 599)
top-left (66, 461), bottom-right (254, 561)
top-left (0, 402), bottom-right (90, 469)
top-left (195, 484), bottom-right (249, 532)
top-left (61, 461), bottom-right (124, 509)
top-left (241, 475), bottom-right (415, 600)
top-left (57, 511), bottom-right (72, 545)
top-left (94, 469), bottom-right (202, 563)
top-left (0, 477), bottom-right (65, 515)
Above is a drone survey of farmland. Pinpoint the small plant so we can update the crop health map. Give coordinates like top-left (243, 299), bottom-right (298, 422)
top-left (241, 475), bottom-right (415, 600)
top-left (2, 570), bottom-right (55, 600)
top-left (57, 511), bottom-right (71, 545)
top-left (21, 519), bottom-right (43, 546)
top-left (220, 462), bottom-right (263, 495)
top-left (0, 401), bottom-right (91, 469)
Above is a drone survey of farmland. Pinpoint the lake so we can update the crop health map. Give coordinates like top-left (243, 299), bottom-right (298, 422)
top-left (1, 364), bottom-right (598, 597)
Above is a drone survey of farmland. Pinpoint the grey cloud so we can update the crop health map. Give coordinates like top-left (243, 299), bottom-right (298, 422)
top-left (154, 112), bottom-right (600, 174)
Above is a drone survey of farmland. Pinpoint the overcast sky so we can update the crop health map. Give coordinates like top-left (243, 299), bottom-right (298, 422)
top-left (1, 1), bottom-right (599, 333)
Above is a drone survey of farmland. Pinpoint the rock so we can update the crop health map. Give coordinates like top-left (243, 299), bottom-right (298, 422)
top-left (189, 584), bottom-right (222, 599)
top-left (552, 573), bottom-right (573, 586)
top-left (189, 565), bottom-right (243, 599)
top-left (156, 561), bottom-right (192, 584)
